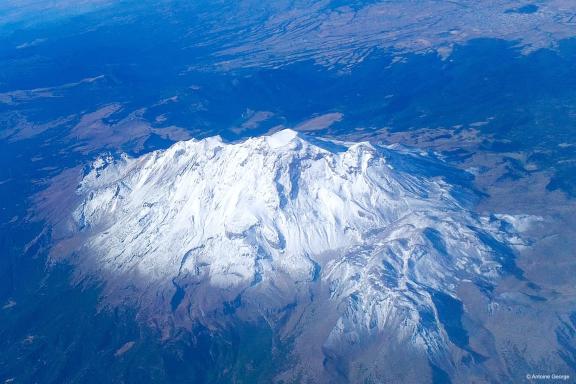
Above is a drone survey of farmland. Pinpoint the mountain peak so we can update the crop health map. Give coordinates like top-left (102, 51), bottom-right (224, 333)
top-left (263, 128), bottom-right (300, 148)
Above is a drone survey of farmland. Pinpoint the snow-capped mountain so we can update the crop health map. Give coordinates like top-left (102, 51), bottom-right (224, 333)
top-left (63, 129), bottom-right (530, 380)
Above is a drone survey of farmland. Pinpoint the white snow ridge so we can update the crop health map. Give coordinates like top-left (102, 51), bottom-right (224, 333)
top-left (66, 129), bottom-right (528, 370)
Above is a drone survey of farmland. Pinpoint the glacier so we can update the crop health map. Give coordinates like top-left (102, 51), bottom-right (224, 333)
top-left (59, 129), bottom-right (531, 379)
